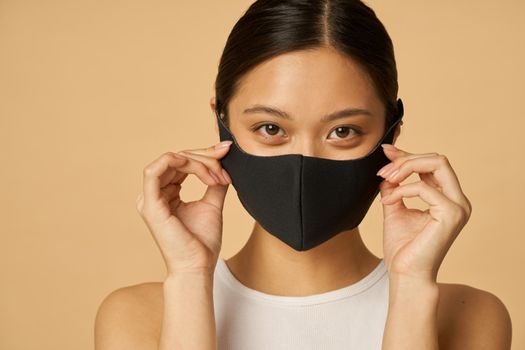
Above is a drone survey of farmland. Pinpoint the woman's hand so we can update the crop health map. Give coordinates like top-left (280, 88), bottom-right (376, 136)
top-left (377, 143), bottom-right (472, 283)
top-left (136, 140), bottom-right (233, 276)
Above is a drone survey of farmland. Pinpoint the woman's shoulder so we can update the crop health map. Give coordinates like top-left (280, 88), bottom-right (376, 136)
top-left (95, 282), bottom-right (163, 349)
top-left (94, 281), bottom-right (512, 349)
top-left (435, 282), bottom-right (512, 349)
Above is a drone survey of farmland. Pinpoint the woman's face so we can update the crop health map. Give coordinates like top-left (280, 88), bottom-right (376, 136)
top-left (216, 46), bottom-right (396, 160)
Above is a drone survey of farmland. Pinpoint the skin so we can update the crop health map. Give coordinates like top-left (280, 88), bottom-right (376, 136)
top-left (94, 47), bottom-right (512, 349)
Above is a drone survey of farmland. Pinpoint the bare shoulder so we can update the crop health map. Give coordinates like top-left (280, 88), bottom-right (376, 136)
top-left (94, 282), bottom-right (164, 350)
top-left (436, 282), bottom-right (513, 350)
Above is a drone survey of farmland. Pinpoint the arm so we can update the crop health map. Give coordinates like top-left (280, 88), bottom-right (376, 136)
top-left (377, 146), bottom-right (511, 349)
top-left (381, 277), bottom-right (513, 350)
top-left (160, 271), bottom-right (216, 350)
top-left (94, 275), bottom-right (217, 350)
top-left (382, 275), bottom-right (440, 350)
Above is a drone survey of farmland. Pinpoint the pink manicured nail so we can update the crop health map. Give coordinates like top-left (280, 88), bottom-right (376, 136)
top-left (388, 169), bottom-right (400, 180)
top-left (215, 140), bottom-right (233, 149)
top-left (381, 144), bottom-right (398, 150)
top-left (377, 162), bottom-right (395, 176)
top-left (174, 152), bottom-right (188, 159)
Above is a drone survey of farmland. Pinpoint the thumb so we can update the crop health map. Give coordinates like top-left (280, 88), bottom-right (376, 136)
top-left (202, 182), bottom-right (229, 211)
top-left (379, 179), bottom-right (405, 216)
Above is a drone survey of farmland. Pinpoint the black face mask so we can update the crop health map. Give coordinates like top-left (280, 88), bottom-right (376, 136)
top-left (216, 99), bottom-right (404, 251)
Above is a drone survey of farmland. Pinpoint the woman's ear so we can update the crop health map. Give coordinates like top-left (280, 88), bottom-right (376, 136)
top-left (209, 96), bottom-right (217, 112)
top-left (392, 122), bottom-right (402, 145)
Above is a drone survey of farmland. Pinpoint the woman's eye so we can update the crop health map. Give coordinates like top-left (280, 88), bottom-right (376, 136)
top-left (252, 124), bottom-right (362, 141)
top-left (253, 123), bottom-right (285, 138)
top-left (328, 126), bottom-right (362, 140)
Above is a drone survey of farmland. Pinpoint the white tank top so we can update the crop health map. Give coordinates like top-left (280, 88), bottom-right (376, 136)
top-left (212, 257), bottom-right (390, 350)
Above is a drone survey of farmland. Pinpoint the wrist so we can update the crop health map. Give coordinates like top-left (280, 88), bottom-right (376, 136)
top-left (164, 269), bottom-right (215, 287)
top-left (388, 274), bottom-right (440, 306)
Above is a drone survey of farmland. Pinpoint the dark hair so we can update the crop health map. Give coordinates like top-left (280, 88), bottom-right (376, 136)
top-left (214, 0), bottom-right (399, 130)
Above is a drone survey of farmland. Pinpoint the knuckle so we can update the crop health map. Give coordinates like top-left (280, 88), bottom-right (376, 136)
top-left (392, 159), bottom-right (404, 170)
top-left (450, 202), bottom-right (467, 223)
top-left (437, 154), bottom-right (449, 165)
top-left (463, 197), bottom-right (473, 218)
top-left (164, 151), bottom-right (179, 158)
top-left (161, 152), bottom-right (176, 161)
top-left (394, 160), bottom-right (406, 172)
top-left (141, 205), bottom-right (155, 220)
top-left (143, 165), bottom-right (155, 177)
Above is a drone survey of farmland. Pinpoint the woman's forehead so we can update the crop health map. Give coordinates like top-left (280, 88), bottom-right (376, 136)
top-left (229, 48), bottom-right (383, 119)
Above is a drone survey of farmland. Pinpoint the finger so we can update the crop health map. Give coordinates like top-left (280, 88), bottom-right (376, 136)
top-left (181, 141), bottom-right (232, 159)
top-left (201, 180), bottom-right (230, 211)
top-left (420, 172), bottom-right (441, 191)
top-left (378, 151), bottom-right (439, 177)
top-left (381, 180), bottom-right (458, 222)
top-left (143, 153), bottom-right (189, 203)
top-left (176, 150), bottom-right (230, 185)
top-left (169, 152), bottom-right (222, 186)
top-left (381, 180), bottom-right (465, 266)
top-left (143, 153), bottom-right (217, 206)
top-left (382, 143), bottom-right (434, 157)
top-left (380, 153), bottom-right (441, 190)
top-left (381, 154), bottom-right (466, 207)
top-left (379, 179), bottom-right (406, 217)
top-left (379, 146), bottom-right (442, 190)
top-left (160, 182), bottom-right (182, 203)
top-left (158, 162), bottom-right (182, 189)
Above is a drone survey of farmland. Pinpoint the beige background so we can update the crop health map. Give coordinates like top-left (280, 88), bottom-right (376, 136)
top-left (1, 0), bottom-right (523, 349)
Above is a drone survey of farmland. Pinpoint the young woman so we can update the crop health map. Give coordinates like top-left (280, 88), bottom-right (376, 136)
top-left (95, 1), bottom-right (512, 349)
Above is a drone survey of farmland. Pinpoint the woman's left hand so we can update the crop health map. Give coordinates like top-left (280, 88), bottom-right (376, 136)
top-left (377, 143), bottom-right (472, 283)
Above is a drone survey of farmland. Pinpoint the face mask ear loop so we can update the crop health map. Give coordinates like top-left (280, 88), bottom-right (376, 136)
top-left (216, 98), bottom-right (223, 122)
top-left (216, 99), bottom-right (233, 134)
top-left (299, 156), bottom-right (304, 251)
top-left (394, 98), bottom-right (404, 126)
top-left (383, 98), bottom-right (404, 142)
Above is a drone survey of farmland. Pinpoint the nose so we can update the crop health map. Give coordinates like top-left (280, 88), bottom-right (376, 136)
top-left (292, 139), bottom-right (321, 158)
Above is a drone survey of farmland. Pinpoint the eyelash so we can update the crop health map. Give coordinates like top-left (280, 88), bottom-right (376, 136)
top-left (252, 123), bottom-right (363, 140)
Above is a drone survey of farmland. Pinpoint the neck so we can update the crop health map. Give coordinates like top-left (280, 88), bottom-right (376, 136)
top-left (225, 222), bottom-right (381, 296)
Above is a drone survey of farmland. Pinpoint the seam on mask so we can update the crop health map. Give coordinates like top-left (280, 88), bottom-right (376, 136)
top-left (300, 156), bottom-right (304, 250)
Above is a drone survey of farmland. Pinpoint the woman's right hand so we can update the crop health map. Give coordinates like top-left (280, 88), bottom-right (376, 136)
top-left (136, 140), bottom-right (233, 276)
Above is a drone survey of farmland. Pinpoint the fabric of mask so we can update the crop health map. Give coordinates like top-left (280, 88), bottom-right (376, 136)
top-left (215, 99), bottom-right (404, 251)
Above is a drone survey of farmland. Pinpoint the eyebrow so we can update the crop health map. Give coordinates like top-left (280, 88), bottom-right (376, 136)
top-left (242, 104), bottom-right (373, 122)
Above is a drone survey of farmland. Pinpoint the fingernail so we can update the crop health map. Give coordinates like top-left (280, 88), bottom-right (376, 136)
top-left (174, 152), bottom-right (187, 159)
top-left (215, 140), bottom-right (233, 149)
top-left (222, 168), bottom-right (232, 184)
top-left (377, 162), bottom-right (395, 176)
top-left (388, 169), bottom-right (400, 180)
top-left (381, 143), bottom-right (398, 150)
